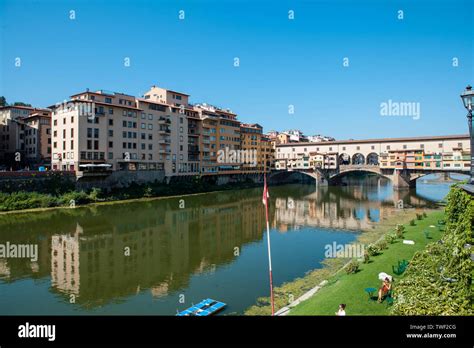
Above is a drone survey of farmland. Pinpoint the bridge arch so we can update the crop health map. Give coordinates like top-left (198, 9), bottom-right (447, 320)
top-left (339, 153), bottom-right (350, 165)
top-left (268, 169), bottom-right (322, 184)
top-left (352, 153), bottom-right (365, 165)
top-left (408, 171), bottom-right (469, 185)
top-left (329, 167), bottom-right (392, 184)
top-left (366, 152), bottom-right (379, 165)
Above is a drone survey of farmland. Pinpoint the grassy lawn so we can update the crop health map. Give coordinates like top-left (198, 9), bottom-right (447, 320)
top-left (289, 210), bottom-right (445, 316)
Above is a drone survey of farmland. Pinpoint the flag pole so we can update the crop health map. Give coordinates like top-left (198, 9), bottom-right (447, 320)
top-left (263, 168), bottom-right (275, 316)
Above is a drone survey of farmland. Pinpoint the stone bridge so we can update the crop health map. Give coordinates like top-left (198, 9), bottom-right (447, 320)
top-left (270, 165), bottom-right (467, 190)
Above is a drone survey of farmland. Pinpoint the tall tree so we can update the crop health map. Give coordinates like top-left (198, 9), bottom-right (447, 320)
top-left (0, 96), bottom-right (7, 107)
top-left (12, 102), bottom-right (32, 107)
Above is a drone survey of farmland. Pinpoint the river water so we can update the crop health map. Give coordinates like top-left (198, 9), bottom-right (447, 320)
top-left (0, 176), bottom-right (457, 315)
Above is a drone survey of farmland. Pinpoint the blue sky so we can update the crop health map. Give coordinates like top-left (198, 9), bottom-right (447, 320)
top-left (0, 0), bottom-right (473, 139)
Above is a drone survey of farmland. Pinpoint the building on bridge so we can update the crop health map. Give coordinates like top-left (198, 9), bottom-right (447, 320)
top-left (273, 134), bottom-right (470, 189)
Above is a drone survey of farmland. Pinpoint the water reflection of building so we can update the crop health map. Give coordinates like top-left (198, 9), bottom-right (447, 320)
top-left (45, 195), bottom-right (265, 308)
top-left (51, 228), bottom-right (81, 295)
top-left (273, 185), bottom-right (432, 232)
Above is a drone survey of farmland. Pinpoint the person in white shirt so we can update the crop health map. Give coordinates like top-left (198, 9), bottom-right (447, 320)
top-left (335, 303), bottom-right (346, 316)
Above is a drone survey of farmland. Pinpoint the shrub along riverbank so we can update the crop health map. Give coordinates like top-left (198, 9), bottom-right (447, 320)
top-left (0, 177), bottom-right (260, 212)
top-left (391, 186), bottom-right (473, 315)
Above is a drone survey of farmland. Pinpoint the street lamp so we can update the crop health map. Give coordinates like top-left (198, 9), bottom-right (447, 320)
top-left (461, 85), bottom-right (474, 184)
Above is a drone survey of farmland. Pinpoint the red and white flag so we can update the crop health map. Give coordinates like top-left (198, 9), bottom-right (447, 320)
top-left (262, 176), bottom-right (269, 205)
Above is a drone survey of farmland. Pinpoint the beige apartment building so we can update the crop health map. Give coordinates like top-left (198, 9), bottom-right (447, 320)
top-left (51, 87), bottom-right (202, 176)
top-left (23, 110), bottom-right (52, 165)
top-left (240, 123), bottom-right (274, 173)
top-left (0, 105), bottom-right (51, 168)
top-left (194, 103), bottom-right (241, 175)
top-left (0, 106), bottom-right (33, 163)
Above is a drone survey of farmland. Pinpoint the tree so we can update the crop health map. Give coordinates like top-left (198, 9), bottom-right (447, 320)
top-left (12, 102), bottom-right (32, 107)
top-left (0, 96), bottom-right (7, 107)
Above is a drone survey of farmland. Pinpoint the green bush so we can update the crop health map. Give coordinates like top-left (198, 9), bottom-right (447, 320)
top-left (376, 240), bottom-right (388, 250)
top-left (0, 191), bottom-right (57, 211)
top-left (88, 187), bottom-right (102, 202)
top-left (416, 213), bottom-right (423, 220)
top-left (409, 219), bottom-right (416, 226)
top-left (59, 191), bottom-right (91, 206)
top-left (363, 250), bottom-right (370, 264)
top-left (395, 224), bottom-right (406, 239)
top-left (345, 260), bottom-right (359, 274)
top-left (392, 186), bottom-right (473, 315)
top-left (385, 233), bottom-right (398, 244)
top-left (366, 244), bottom-right (380, 256)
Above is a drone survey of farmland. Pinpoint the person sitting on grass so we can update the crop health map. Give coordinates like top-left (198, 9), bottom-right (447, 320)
top-left (378, 277), bottom-right (391, 303)
top-left (335, 303), bottom-right (346, 316)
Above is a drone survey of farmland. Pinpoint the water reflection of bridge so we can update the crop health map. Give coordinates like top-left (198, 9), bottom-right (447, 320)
top-left (273, 186), bottom-right (434, 231)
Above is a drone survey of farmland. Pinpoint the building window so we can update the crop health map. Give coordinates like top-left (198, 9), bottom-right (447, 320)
top-left (108, 130), bottom-right (113, 137)
top-left (148, 114), bottom-right (153, 120)
top-left (403, 145), bottom-right (407, 149)
top-left (141, 113), bottom-right (146, 119)
top-left (87, 140), bottom-right (92, 150)
top-left (439, 143), bottom-right (443, 148)
top-left (94, 140), bottom-right (99, 150)
top-left (94, 129), bottom-right (99, 138)
top-left (70, 140), bottom-right (74, 150)
top-left (420, 144), bottom-right (424, 149)
top-left (108, 152), bottom-right (113, 159)
top-left (109, 141), bottom-right (113, 148)
top-left (141, 123), bottom-right (146, 129)
top-left (148, 124), bottom-right (153, 130)
top-left (386, 145), bottom-right (390, 150)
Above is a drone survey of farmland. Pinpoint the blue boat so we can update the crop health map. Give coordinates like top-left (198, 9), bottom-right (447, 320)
top-left (176, 298), bottom-right (226, 316)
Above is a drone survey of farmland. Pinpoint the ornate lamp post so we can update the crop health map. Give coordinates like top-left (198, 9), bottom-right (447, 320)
top-left (461, 85), bottom-right (474, 184)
